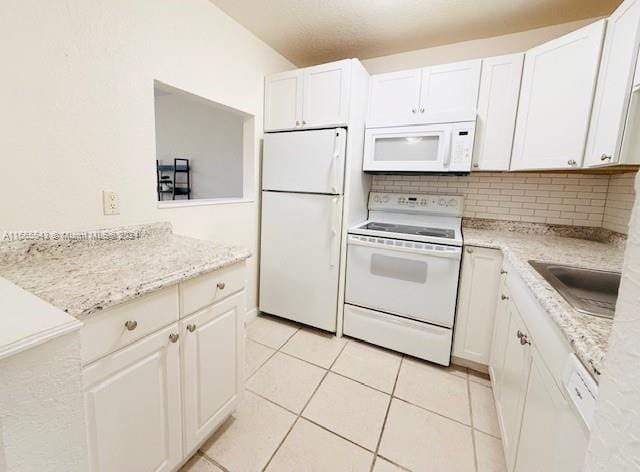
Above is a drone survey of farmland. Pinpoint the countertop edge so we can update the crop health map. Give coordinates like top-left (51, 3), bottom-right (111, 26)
top-left (463, 235), bottom-right (611, 379)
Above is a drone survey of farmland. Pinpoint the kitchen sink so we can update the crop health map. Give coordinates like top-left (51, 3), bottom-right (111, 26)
top-left (529, 261), bottom-right (621, 319)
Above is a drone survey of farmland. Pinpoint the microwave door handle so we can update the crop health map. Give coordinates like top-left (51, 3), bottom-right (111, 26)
top-left (443, 129), bottom-right (453, 168)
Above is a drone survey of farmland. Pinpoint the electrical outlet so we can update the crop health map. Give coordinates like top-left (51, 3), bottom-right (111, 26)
top-left (102, 191), bottom-right (120, 215)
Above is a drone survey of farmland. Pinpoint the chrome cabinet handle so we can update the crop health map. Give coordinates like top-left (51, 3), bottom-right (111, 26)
top-left (568, 159), bottom-right (577, 166)
top-left (501, 294), bottom-right (509, 300)
top-left (302, 120), bottom-right (307, 125)
top-left (517, 330), bottom-right (524, 339)
top-left (520, 334), bottom-right (531, 346)
top-left (472, 163), bottom-right (479, 168)
top-left (295, 120), bottom-right (300, 126)
top-left (187, 324), bottom-right (196, 333)
top-left (412, 108), bottom-right (417, 114)
top-left (500, 269), bottom-right (508, 275)
top-left (169, 333), bottom-right (179, 343)
top-left (419, 108), bottom-right (425, 113)
top-left (466, 248), bottom-right (474, 254)
top-left (124, 320), bottom-right (138, 331)
top-left (217, 282), bottom-right (226, 290)
top-left (600, 154), bottom-right (612, 161)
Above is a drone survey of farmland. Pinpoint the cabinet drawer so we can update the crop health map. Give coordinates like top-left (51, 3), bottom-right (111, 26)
top-left (181, 262), bottom-right (246, 317)
top-left (80, 285), bottom-right (179, 365)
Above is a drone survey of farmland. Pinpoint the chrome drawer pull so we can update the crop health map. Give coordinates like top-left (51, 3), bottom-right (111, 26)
top-left (501, 294), bottom-right (509, 300)
top-left (217, 282), bottom-right (226, 290)
top-left (186, 324), bottom-right (197, 333)
top-left (124, 320), bottom-right (138, 331)
top-left (169, 333), bottom-right (179, 343)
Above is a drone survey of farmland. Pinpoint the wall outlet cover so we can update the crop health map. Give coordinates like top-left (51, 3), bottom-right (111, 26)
top-left (102, 191), bottom-right (120, 215)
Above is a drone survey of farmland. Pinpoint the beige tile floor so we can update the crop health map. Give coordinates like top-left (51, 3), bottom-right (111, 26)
top-left (182, 314), bottom-right (507, 472)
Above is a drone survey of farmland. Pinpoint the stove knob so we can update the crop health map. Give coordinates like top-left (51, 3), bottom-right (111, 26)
top-left (448, 199), bottom-right (458, 207)
top-left (438, 198), bottom-right (446, 206)
top-left (383, 195), bottom-right (390, 203)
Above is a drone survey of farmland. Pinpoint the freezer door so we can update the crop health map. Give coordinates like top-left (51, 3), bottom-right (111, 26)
top-left (262, 128), bottom-right (346, 194)
top-left (259, 191), bottom-right (343, 331)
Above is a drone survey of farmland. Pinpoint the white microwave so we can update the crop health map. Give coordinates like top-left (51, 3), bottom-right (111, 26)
top-left (363, 122), bottom-right (476, 173)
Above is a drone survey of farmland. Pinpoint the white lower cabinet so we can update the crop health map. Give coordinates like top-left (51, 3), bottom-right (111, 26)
top-left (83, 324), bottom-right (183, 472)
top-left (181, 292), bottom-right (244, 455)
top-left (453, 246), bottom-right (503, 365)
top-left (489, 262), bottom-right (591, 472)
top-left (489, 274), bottom-right (511, 396)
top-left (82, 263), bottom-right (246, 472)
top-left (496, 301), bottom-right (532, 471)
top-left (514, 349), bottom-right (589, 472)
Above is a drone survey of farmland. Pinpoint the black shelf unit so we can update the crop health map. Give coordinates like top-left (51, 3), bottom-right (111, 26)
top-left (157, 158), bottom-right (191, 200)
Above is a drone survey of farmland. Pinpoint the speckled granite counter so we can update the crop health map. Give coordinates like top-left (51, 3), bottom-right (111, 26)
top-left (0, 223), bottom-right (250, 320)
top-left (463, 225), bottom-right (625, 378)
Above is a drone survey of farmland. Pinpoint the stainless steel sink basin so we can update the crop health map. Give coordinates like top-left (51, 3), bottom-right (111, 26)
top-left (529, 261), bottom-right (621, 319)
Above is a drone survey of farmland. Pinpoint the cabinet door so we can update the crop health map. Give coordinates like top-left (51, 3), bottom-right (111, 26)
top-left (489, 275), bottom-right (511, 398)
top-left (367, 69), bottom-right (422, 127)
top-left (264, 69), bottom-right (303, 131)
top-left (83, 324), bottom-right (182, 472)
top-left (585, 0), bottom-right (640, 167)
top-left (453, 246), bottom-right (503, 364)
top-left (473, 54), bottom-right (524, 170)
top-left (181, 291), bottom-right (245, 454)
top-left (302, 59), bottom-right (351, 128)
top-left (495, 302), bottom-right (532, 471)
top-left (511, 21), bottom-right (606, 170)
top-left (420, 59), bottom-right (481, 123)
top-left (515, 349), bottom-right (589, 472)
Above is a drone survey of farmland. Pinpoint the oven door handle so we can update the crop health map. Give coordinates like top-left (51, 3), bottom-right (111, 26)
top-left (348, 236), bottom-right (461, 259)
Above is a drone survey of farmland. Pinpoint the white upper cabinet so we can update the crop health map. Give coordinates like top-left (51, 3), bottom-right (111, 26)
top-left (367, 59), bottom-right (481, 127)
top-left (264, 69), bottom-right (303, 131)
top-left (264, 60), bottom-right (351, 131)
top-left (302, 60), bottom-right (351, 128)
top-left (473, 53), bottom-right (524, 170)
top-left (511, 21), bottom-right (606, 170)
top-left (367, 69), bottom-right (423, 127)
top-left (419, 59), bottom-right (481, 123)
top-left (585, 0), bottom-right (640, 167)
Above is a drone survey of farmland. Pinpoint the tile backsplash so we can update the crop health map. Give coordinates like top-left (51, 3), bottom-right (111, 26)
top-left (371, 171), bottom-right (637, 233)
top-left (603, 173), bottom-right (636, 234)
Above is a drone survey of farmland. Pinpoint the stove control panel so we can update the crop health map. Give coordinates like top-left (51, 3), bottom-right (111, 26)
top-left (368, 192), bottom-right (464, 216)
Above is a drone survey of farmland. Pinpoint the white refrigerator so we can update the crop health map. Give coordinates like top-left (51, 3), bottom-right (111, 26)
top-left (259, 128), bottom-right (347, 331)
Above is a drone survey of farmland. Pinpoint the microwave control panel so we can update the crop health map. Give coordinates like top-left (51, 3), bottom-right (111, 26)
top-left (450, 123), bottom-right (476, 171)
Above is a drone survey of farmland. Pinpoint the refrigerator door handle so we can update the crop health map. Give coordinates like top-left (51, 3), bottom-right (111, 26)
top-left (331, 152), bottom-right (339, 194)
top-left (331, 129), bottom-right (344, 194)
top-left (330, 197), bottom-right (340, 268)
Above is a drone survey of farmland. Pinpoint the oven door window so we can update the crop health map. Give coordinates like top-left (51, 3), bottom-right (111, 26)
top-left (373, 135), bottom-right (441, 162)
top-left (370, 253), bottom-right (428, 284)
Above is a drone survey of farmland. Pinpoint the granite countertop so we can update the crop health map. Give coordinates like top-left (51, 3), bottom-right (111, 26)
top-left (462, 225), bottom-right (625, 378)
top-left (0, 222), bottom-right (250, 320)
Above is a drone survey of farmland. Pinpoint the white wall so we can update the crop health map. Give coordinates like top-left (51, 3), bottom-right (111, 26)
top-left (154, 88), bottom-right (244, 200)
top-left (362, 18), bottom-right (597, 74)
top-left (0, 0), bottom-right (294, 314)
top-left (584, 171), bottom-right (640, 471)
top-left (0, 332), bottom-right (87, 471)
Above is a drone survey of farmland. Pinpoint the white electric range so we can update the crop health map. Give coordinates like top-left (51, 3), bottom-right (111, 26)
top-left (344, 192), bottom-right (464, 366)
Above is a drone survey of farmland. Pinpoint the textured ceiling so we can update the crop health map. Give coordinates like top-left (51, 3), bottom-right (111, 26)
top-left (209, 0), bottom-right (621, 66)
